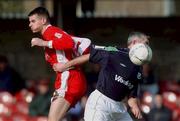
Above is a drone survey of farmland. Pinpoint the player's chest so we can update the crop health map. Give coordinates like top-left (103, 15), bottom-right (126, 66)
top-left (107, 54), bottom-right (139, 80)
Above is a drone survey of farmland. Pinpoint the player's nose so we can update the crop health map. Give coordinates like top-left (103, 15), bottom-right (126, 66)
top-left (29, 23), bottom-right (32, 28)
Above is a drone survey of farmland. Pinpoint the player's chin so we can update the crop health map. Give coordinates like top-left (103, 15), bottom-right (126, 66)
top-left (32, 30), bottom-right (38, 33)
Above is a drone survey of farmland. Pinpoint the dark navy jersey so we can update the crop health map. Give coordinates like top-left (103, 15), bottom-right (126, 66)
top-left (89, 45), bottom-right (143, 101)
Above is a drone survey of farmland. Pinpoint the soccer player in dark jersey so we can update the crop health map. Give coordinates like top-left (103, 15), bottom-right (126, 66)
top-left (28, 7), bottom-right (90, 121)
top-left (53, 32), bottom-right (150, 121)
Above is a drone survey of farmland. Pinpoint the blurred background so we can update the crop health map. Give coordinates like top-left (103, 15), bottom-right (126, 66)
top-left (0, 0), bottom-right (180, 121)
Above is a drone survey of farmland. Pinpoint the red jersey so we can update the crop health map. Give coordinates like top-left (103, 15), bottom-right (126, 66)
top-left (42, 25), bottom-right (91, 65)
top-left (42, 25), bottom-right (87, 106)
top-left (42, 25), bottom-right (74, 66)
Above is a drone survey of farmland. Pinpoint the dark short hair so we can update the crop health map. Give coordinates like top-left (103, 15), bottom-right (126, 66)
top-left (28, 6), bottom-right (50, 23)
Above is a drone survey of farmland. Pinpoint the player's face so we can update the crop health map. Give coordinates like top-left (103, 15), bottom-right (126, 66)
top-left (29, 14), bottom-right (44, 33)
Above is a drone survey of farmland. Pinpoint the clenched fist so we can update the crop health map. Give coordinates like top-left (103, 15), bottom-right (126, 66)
top-left (31, 38), bottom-right (47, 47)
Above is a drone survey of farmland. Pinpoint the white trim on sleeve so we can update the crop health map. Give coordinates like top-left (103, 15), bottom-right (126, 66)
top-left (48, 41), bottom-right (53, 48)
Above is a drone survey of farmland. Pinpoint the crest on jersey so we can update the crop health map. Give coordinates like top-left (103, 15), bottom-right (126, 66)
top-left (55, 33), bottom-right (62, 39)
top-left (45, 53), bottom-right (50, 61)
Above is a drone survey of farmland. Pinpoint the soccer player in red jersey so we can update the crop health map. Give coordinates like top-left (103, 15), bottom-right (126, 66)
top-left (28, 7), bottom-right (88, 121)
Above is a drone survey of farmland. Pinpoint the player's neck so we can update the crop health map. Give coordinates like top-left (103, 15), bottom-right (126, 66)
top-left (41, 24), bottom-right (51, 35)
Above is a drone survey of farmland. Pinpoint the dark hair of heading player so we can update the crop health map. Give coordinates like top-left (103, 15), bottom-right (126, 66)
top-left (28, 6), bottom-right (50, 23)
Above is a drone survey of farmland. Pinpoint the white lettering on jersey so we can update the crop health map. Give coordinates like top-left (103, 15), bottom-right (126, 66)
top-left (115, 74), bottom-right (134, 89)
top-left (137, 72), bottom-right (142, 80)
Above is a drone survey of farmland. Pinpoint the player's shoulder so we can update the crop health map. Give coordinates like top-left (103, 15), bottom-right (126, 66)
top-left (45, 25), bottom-right (57, 34)
top-left (117, 47), bottom-right (129, 54)
top-left (48, 25), bottom-right (63, 32)
top-left (47, 25), bottom-right (69, 37)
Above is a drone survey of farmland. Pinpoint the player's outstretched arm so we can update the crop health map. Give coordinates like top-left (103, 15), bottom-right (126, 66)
top-left (31, 38), bottom-right (48, 47)
top-left (128, 97), bottom-right (142, 119)
top-left (53, 54), bottom-right (90, 72)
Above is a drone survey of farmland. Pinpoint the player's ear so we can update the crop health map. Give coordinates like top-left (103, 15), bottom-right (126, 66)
top-left (42, 17), bottom-right (47, 25)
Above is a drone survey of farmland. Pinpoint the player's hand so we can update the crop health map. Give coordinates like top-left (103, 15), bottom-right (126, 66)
top-left (31, 38), bottom-right (46, 47)
top-left (128, 97), bottom-right (143, 119)
top-left (131, 106), bottom-right (142, 119)
top-left (53, 63), bottom-right (66, 72)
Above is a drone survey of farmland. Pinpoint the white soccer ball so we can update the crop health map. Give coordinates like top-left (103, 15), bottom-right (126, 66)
top-left (129, 43), bottom-right (152, 65)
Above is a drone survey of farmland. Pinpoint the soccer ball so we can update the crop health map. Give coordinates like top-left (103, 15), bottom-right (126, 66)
top-left (129, 43), bottom-right (152, 66)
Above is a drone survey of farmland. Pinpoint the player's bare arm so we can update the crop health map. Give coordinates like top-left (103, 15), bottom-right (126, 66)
top-left (31, 37), bottom-right (48, 47)
top-left (128, 97), bottom-right (142, 119)
top-left (53, 54), bottom-right (90, 72)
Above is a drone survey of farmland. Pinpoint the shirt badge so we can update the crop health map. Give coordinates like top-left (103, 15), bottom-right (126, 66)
top-left (55, 33), bottom-right (62, 38)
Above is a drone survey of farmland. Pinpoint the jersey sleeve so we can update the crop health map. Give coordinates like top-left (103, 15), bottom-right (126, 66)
top-left (71, 36), bottom-right (91, 56)
top-left (89, 45), bottom-right (109, 65)
top-left (47, 28), bottom-right (74, 50)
